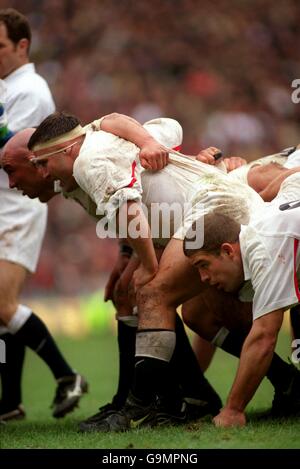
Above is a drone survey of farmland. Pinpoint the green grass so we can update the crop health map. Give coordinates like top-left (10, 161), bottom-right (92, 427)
top-left (1, 330), bottom-right (300, 449)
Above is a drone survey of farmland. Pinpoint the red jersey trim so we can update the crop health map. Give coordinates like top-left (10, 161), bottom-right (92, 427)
top-left (126, 145), bottom-right (182, 188)
top-left (173, 145), bottom-right (181, 151)
top-left (127, 161), bottom-right (137, 188)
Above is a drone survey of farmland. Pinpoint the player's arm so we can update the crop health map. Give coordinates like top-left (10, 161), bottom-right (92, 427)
top-left (195, 147), bottom-right (222, 165)
top-left (116, 201), bottom-right (158, 289)
top-left (99, 113), bottom-right (169, 171)
top-left (259, 166), bottom-right (300, 201)
top-left (223, 156), bottom-right (247, 172)
top-left (195, 147), bottom-right (247, 170)
top-left (213, 308), bottom-right (284, 427)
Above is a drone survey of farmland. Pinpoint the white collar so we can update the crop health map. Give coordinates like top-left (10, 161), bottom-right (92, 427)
top-left (4, 63), bottom-right (35, 83)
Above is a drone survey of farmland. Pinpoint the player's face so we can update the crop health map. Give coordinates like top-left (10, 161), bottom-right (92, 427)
top-left (2, 148), bottom-right (54, 201)
top-left (189, 247), bottom-right (244, 292)
top-left (0, 23), bottom-right (23, 78)
top-left (37, 152), bottom-right (78, 193)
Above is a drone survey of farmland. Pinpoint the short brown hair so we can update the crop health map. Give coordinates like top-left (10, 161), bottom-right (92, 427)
top-left (0, 8), bottom-right (31, 48)
top-left (28, 112), bottom-right (81, 149)
top-left (183, 212), bottom-right (241, 257)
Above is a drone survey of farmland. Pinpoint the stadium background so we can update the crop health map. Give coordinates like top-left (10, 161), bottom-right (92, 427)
top-left (2, 0), bottom-right (300, 450)
top-left (3, 0), bottom-right (300, 334)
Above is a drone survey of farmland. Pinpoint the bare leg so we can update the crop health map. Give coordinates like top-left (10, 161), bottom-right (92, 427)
top-left (0, 261), bottom-right (28, 412)
top-left (248, 163), bottom-right (300, 201)
top-left (192, 335), bottom-right (216, 372)
top-left (0, 260), bottom-right (76, 382)
top-left (0, 261), bottom-right (27, 325)
top-left (128, 239), bottom-right (207, 414)
top-left (182, 288), bottom-right (252, 340)
top-left (247, 163), bottom-right (285, 194)
top-left (137, 238), bottom-right (205, 330)
top-left (182, 288), bottom-right (296, 405)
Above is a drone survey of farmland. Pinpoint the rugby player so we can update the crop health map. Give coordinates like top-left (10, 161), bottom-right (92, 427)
top-left (183, 171), bottom-right (300, 426)
top-left (27, 111), bottom-right (300, 431)
top-left (0, 8), bottom-right (87, 421)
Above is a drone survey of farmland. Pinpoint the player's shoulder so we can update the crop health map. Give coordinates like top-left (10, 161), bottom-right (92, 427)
top-left (7, 65), bottom-right (53, 100)
top-left (18, 72), bottom-right (52, 97)
top-left (84, 128), bottom-right (135, 156)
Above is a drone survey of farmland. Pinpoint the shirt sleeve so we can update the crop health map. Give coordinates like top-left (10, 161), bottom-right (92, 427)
top-left (252, 236), bottom-right (300, 319)
top-left (74, 133), bottom-right (143, 223)
top-left (85, 117), bottom-right (106, 132)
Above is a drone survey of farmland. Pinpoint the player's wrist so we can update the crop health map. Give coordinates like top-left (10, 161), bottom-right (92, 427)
top-left (225, 399), bottom-right (246, 414)
top-left (140, 135), bottom-right (158, 148)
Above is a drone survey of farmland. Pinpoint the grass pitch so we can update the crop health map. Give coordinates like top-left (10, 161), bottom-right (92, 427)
top-left (1, 330), bottom-right (300, 449)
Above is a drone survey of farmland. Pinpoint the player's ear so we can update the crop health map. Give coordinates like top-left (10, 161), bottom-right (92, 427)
top-left (17, 38), bottom-right (29, 57)
top-left (220, 243), bottom-right (235, 258)
top-left (37, 163), bottom-right (50, 179)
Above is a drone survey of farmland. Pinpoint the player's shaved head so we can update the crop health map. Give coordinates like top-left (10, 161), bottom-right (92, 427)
top-left (1, 128), bottom-right (56, 202)
top-left (2, 127), bottom-right (35, 158)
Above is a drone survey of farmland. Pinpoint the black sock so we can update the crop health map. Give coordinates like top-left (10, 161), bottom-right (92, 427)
top-left (132, 329), bottom-right (182, 410)
top-left (290, 305), bottom-right (300, 339)
top-left (132, 356), bottom-right (166, 403)
top-left (0, 333), bottom-right (25, 409)
top-left (14, 313), bottom-right (74, 380)
top-left (221, 329), bottom-right (293, 391)
top-left (112, 321), bottom-right (136, 408)
top-left (220, 329), bottom-right (246, 357)
top-left (266, 354), bottom-right (294, 392)
top-left (133, 355), bottom-right (183, 411)
top-left (171, 314), bottom-right (220, 402)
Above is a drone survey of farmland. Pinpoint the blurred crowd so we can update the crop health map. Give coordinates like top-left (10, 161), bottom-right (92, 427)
top-left (4, 0), bottom-right (300, 295)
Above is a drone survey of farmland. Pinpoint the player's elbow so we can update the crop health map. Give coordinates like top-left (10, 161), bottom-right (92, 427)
top-left (103, 112), bottom-right (123, 122)
top-left (106, 112), bottom-right (122, 119)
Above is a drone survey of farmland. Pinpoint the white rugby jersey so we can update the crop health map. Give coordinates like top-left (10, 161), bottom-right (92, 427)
top-left (72, 119), bottom-right (264, 245)
top-left (0, 63), bottom-right (55, 187)
top-left (0, 64), bottom-right (54, 271)
top-left (239, 172), bottom-right (300, 320)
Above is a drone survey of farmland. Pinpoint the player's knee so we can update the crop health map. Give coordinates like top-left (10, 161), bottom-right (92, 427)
top-left (0, 268), bottom-right (26, 310)
top-left (137, 281), bottom-right (167, 309)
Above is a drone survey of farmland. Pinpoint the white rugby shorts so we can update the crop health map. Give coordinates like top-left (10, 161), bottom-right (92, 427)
top-left (0, 186), bottom-right (47, 273)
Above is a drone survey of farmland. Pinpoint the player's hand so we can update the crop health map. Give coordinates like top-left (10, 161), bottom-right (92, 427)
top-left (196, 147), bottom-right (222, 165)
top-left (132, 263), bottom-right (158, 291)
top-left (139, 140), bottom-right (169, 171)
top-left (223, 156), bottom-right (247, 172)
top-left (104, 254), bottom-right (131, 301)
top-left (213, 407), bottom-right (246, 428)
